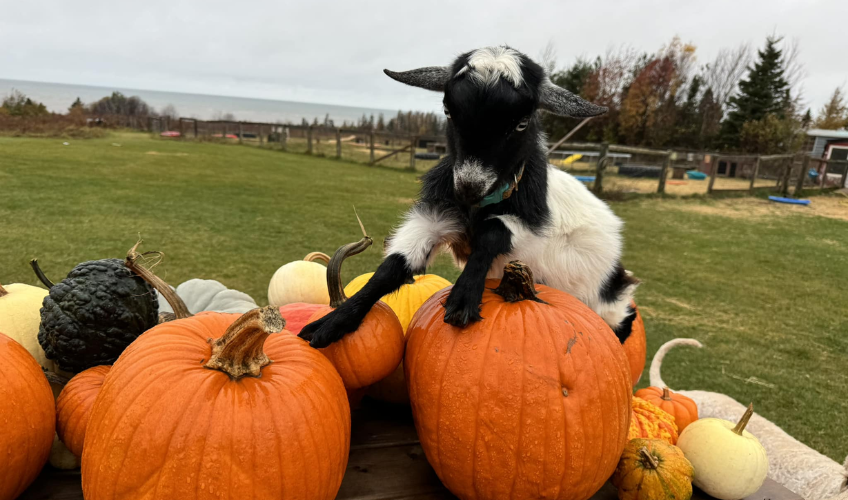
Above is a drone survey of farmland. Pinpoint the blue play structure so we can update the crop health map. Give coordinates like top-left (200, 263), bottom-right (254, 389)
top-left (575, 176), bottom-right (596, 183)
top-left (769, 196), bottom-right (810, 206)
top-left (808, 168), bottom-right (819, 181)
top-left (687, 171), bottom-right (708, 180)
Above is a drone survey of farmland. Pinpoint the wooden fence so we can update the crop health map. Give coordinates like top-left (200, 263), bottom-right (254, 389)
top-left (147, 116), bottom-right (845, 196)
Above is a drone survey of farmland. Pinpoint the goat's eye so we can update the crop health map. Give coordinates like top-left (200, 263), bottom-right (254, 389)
top-left (515, 117), bottom-right (530, 132)
top-left (443, 104), bottom-right (451, 119)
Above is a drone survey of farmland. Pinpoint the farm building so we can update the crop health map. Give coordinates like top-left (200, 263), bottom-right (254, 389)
top-left (804, 128), bottom-right (848, 159)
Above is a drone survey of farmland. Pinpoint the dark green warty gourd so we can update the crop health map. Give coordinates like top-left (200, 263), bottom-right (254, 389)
top-left (35, 258), bottom-right (158, 373)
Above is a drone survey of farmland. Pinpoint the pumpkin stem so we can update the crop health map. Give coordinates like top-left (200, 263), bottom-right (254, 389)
top-left (204, 306), bottom-right (285, 379)
top-left (30, 259), bottom-right (55, 288)
top-left (662, 387), bottom-right (673, 401)
top-left (493, 261), bottom-right (543, 303)
top-left (639, 447), bottom-right (660, 469)
top-left (304, 252), bottom-right (331, 264)
top-left (125, 240), bottom-right (192, 320)
top-left (732, 403), bottom-right (755, 435)
top-left (326, 215), bottom-right (373, 308)
top-left (0, 282), bottom-right (7, 297)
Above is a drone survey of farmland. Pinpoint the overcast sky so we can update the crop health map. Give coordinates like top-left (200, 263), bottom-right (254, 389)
top-left (2, 0), bottom-right (846, 115)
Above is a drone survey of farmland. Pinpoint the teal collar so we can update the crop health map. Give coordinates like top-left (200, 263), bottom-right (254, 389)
top-left (477, 162), bottom-right (525, 208)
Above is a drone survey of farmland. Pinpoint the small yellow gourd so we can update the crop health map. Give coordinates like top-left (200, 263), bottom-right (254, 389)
top-left (677, 404), bottom-right (768, 500)
top-left (0, 281), bottom-right (54, 371)
top-left (267, 252), bottom-right (331, 307)
top-left (613, 438), bottom-right (694, 500)
top-left (345, 272), bottom-right (451, 403)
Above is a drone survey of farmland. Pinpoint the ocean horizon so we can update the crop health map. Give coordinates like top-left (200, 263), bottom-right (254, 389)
top-left (0, 78), bottom-right (398, 125)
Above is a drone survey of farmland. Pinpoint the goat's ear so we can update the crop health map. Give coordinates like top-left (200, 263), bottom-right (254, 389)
top-left (383, 67), bottom-right (449, 92)
top-left (539, 80), bottom-right (608, 117)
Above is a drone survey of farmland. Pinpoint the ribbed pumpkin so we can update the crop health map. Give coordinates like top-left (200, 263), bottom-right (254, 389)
top-left (613, 439), bottom-right (694, 500)
top-left (56, 365), bottom-right (111, 457)
top-left (306, 235), bottom-right (404, 390)
top-left (345, 272), bottom-right (451, 403)
top-left (81, 307), bottom-right (351, 500)
top-left (635, 386), bottom-right (699, 432)
top-left (0, 332), bottom-right (55, 500)
top-left (623, 303), bottom-right (647, 386)
top-left (405, 261), bottom-right (632, 500)
top-left (267, 251), bottom-right (331, 307)
top-left (629, 396), bottom-right (680, 444)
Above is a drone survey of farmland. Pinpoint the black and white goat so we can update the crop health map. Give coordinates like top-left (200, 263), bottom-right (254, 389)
top-left (301, 45), bottom-right (638, 347)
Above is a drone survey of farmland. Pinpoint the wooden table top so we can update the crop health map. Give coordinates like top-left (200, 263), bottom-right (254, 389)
top-left (20, 400), bottom-right (802, 500)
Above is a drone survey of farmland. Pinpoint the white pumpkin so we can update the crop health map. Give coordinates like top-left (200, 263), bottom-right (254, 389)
top-left (156, 279), bottom-right (258, 315)
top-left (0, 281), bottom-right (56, 371)
top-left (677, 404), bottom-right (768, 500)
top-left (267, 252), bottom-right (331, 307)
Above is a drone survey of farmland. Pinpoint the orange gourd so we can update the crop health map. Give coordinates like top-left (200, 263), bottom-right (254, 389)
top-left (613, 439), bottom-right (694, 500)
top-left (629, 396), bottom-right (679, 444)
top-left (307, 234), bottom-right (404, 390)
top-left (635, 386), bottom-right (699, 432)
top-left (345, 272), bottom-right (452, 404)
top-left (81, 307), bottom-right (350, 500)
top-left (0, 332), bottom-right (55, 500)
top-left (56, 365), bottom-right (111, 457)
top-left (623, 303), bottom-right (647, 386)
top-left (405, 261), bottom-right (632, 500)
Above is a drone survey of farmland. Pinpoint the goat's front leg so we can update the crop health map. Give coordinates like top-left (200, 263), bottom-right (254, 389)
top-left (443, 217), bottom-right (512, 327)
top-left (300, 203), bottom-right (461, 347)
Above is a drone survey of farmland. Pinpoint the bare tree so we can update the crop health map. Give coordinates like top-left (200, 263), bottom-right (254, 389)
top-left (160, 104), bottom-right (179, 120)
top-left (538, 40), bottom-right (558, 75)
top-left (701, 43), bottom-right (752, 108)
top-left (780, 37), bottom-right (806, 113)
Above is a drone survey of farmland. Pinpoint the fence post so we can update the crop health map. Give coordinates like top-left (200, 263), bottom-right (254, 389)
top-left (821, 159), bottom-right (829, 191)
top-left (307, 126), bottom-right (313, 154)
top-left (592, 143), bottom-right (608, 196)
top-left (781, 157), bottom-right (792, 196)
top-left (369, 131), bottom-right (376, 164)
top-left (658, 152), bottom-right (672, 194)
top-left (841, 161), bottom-right (848, 189)
top-left (749, 156), bottom-right (762, 193)
top-left (179, 118), bottom-right (185, 137)
top-left (237, 123), bottom-right (243, 144)
top-left (259, 125), bottom-right (264, 146)
top-left (193, 120), bottom-right (198, 138)
top-left (281, 127), bottom-right (288, 151)
top-left (409, 136), bottom-right (418, 171)
top-left (707, 156), bottom-right (720, 194)
top-left (223, 122), bottom-right (229, 141)
top-left (795, 155), bottom-right (810, 195)
top-left (336, 128), bottom-right (342, 158)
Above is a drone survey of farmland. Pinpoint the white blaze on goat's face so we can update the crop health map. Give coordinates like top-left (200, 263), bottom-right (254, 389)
top-left (453, 158), bottom-right (498, 203)
top-left (455, 46), bottom-right (524, 88)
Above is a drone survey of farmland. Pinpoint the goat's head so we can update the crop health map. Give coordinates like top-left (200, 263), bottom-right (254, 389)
top-left (385, 45), bottom-right (606, 206)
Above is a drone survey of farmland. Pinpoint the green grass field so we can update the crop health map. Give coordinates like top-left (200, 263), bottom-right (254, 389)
top-left (2, 132), bottom-right (846, 462)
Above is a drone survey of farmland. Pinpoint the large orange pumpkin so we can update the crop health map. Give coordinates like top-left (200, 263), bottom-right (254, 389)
top-left (0, 332), bottom-right (55, 500)
top-left (307, 235), bottom-right (404, 390)
top-left (56, 365), bottom-right (111, 457)
top-left (345, 272), bottom-right (451, 403)
top-left (623, 303), bottom-right (647, 386)
top-left (635, 386), bottom-right (699, 432)
top-left (628, 396), bottom-right (679, 444)
top-left (81, 307), bottom-right (350, 500)
top-left (405, 261), bottom-right (632, 500)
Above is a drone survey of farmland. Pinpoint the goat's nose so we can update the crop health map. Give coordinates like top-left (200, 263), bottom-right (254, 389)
top-left (453, 160), bottom-right (497, 205)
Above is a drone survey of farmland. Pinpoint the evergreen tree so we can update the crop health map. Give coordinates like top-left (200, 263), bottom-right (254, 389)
top-left (720, 36), bottom-right (791, 148)
top-left (696, 87), bottom-right (722, 148)
top-left (69, 97), bottom-right (84, 112)
top-left (542, 57), bottom-right (598, 140)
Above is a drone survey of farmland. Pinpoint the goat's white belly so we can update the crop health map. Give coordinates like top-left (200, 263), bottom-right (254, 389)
top-left (486, 167), bottom-right (632, 326)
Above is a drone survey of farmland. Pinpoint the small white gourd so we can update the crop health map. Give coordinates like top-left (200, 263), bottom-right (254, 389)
top-left (677, 403), bottom-right (768, 500)
top-left (267, 252), bottom-right (331, 307)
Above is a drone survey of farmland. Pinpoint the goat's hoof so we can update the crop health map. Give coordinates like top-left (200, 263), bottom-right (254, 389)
top-left (299, 311), bottom-right (354, 348)
top-left (443, 301), bottom-right (482, 328)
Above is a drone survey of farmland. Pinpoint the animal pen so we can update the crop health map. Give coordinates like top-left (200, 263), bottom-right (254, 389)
top-left (149, 117), bottom-right (842, 197)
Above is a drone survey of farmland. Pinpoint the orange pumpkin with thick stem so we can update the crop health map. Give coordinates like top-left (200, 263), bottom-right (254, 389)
top-left (622, 303), bottom-right (647, 386)
top-left (307, 233), bottom-right (404, 390)
top-left (81, 306), bottom-right (350, 500)
top-left (0, 331), bottom-right (55, 500)
top-left (635, 386), bottom-right (699, 432)
top-left (56, 365), bottom-right (111, 457)
top-left (405, 261), bottom-right (632, 500)
top-left (628, 396), bottom-right (679, 444)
